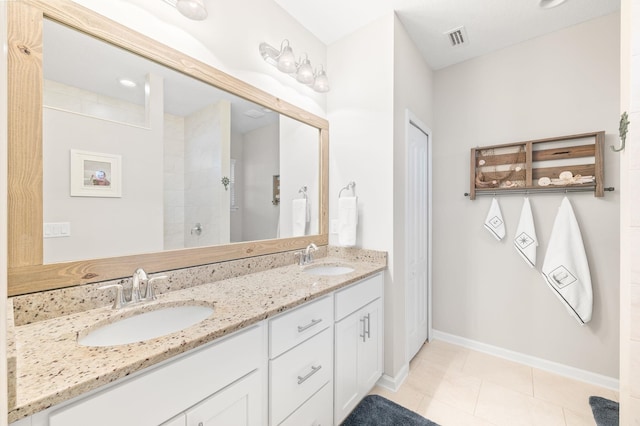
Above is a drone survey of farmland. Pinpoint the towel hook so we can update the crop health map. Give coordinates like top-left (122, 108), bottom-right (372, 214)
top-left (339, 181), bottom-right (356, 198)
top-left (298, 186), bottom-right (308, 199)
top-left (611, 111), bottom-right (630, 152)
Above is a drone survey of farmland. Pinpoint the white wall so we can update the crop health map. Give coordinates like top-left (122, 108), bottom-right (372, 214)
top-left (327, 14), bottom-right (398, 375)
top-left (391, 14), bottom-right (435, 377)
top-left (433, 14), bottom-right (621, 378)
top-left (326, 14), bottom-right (435, 383)
top-left (42, 74), bottom-right (164, 262)
top-left (242, 123), bottom-right (280, 241)
top-left (619, 0), bottom-right (640, 421)
top-left (279, 115), bottom-right (320, 237)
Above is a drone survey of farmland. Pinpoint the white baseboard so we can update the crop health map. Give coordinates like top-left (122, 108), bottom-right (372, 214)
top-left (376, 364), bottom-right (409, 392)
top-left (432, 329), bottom-right (619, 391)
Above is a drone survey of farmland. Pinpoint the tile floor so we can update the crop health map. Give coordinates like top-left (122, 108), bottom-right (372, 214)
top-left (370, 340), bottom-right (619, 426)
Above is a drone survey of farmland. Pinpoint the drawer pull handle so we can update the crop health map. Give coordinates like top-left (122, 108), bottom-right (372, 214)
top-left (298, 318), bottom-right (322, 332)
top-left (360, 317), bottom-right (366, 342)
top-left (365, 313), bottom-right (371, 339)
top-left (297, 365), bottom-right (322, 384)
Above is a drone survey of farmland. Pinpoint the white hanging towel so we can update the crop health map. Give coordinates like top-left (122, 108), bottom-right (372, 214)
top-left (292, 198), bottom-right (307, 237)
top-left (484, 198), bottom-right (505, 241)
top-left (513, 197), bottom-right (538, 267)
top-left (338, 196), bottom-right (358, 247)
top-left (541, 197), bottom-right (593, 325)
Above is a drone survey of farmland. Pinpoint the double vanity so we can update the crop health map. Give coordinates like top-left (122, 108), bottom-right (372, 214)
top-left (8, 248), bottom-right (386, 425)
top-left (4, 2), bottom-right (383, 424)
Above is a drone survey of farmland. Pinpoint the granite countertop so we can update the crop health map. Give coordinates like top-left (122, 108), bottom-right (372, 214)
top-left (8, 255), bottom-right (386, 422)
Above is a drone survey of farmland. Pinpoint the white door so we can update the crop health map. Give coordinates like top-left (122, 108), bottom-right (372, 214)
top-left (406, 118), bottom-right (430, 361)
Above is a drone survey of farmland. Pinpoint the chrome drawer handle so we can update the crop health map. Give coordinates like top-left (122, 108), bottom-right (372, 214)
top-left (297, 365), bottom-right (322, 384)
top-left (360, 317), bottom-right (366, 342)
top-left (365, 313), bottom-right (371, 339)
top-left (297, 318), bottom-right (322, 332)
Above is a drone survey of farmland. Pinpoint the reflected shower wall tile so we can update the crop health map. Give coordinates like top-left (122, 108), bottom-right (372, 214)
top-left (43, 90), bottom-right (83, 112)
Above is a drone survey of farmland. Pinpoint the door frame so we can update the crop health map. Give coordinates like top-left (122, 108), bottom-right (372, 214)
top-left (404, 109), bottom-right (432, 363)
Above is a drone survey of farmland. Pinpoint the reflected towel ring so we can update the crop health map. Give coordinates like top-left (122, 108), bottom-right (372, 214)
top-left (339, 181), bottom-right (356, 198)
top-left (298, 186), bottom-right (308, 199)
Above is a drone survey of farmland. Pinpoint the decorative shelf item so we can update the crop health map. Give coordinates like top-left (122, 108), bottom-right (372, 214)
top-left (467, 131), bottom-right (606, 200)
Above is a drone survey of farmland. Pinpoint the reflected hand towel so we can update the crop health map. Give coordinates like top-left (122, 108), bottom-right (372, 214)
top-left (292, 198), bottom-right (307, 237)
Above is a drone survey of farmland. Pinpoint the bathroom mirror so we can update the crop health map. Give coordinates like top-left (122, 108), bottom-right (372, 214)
top-left (7, 0), bottom-right (329, 295)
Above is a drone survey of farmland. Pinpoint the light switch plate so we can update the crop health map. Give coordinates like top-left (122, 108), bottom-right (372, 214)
top-left (44, 222), bottom-right (71, 238)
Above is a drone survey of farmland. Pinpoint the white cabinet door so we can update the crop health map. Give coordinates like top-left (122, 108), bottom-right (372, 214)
top-left (358, 298), bottom-right (383, 395)
top-left (185, 370), bottom-right (262, 426)
top-left (334, 299), bottom-right (383, 425)
top-left (334, 310), bottom-right (360, 423)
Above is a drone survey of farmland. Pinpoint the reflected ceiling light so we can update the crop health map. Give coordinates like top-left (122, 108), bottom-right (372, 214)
top-left (163, 0), bottom-right (208, 20)
top-left (539, 0), bottom-right (568, 9)
top-left (259, 39), bottom-right (330, 93)
top-left (118, 78), bottom-right (137, 88)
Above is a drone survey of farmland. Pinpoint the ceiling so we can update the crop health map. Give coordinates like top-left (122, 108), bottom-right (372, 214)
top-left (272, 0), bottom-right (620, 70)
top-left (43, 19), bottom-right (278, 133)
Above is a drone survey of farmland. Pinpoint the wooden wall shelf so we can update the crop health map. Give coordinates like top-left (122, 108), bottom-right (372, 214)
top-left (468, 131), bottom-right (605, 200)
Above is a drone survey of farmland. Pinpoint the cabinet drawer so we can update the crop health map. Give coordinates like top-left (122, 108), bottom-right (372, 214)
top-left (335, 273), bottom-right (383, 321)
top-left (270, 327), bottom-right (332, 425)
top-left (269, 295), bottom-right (332, 358)
top-left (279, 382), bottom-right (332, 426)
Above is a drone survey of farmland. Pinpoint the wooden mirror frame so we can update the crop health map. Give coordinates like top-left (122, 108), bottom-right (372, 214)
top-left (7, 0), bottom-right (329, 296)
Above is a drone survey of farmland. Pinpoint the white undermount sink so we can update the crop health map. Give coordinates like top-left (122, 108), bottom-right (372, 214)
top-left (304, 264), bottom-right (355, 276)
top-left (78, 304), bottom-right (214, 347)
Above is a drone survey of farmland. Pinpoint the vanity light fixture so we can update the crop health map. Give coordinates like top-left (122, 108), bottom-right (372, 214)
top-left (162, 0), bottom-right (208, 21)
top-left (259, 40), bottom-right (330, 93)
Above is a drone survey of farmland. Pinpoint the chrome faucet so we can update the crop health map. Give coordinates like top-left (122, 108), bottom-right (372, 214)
top-left (296, 243), bottom-right (318, 266)
top-left (100, 268), bottom-right (168, 309)
top-left (131, 268), bottom-right (147, 303)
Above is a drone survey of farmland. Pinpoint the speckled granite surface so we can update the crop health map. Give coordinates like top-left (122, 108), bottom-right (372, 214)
top-left (11, 247), bottom-right (329, 326)
top-left (7, 249), bottom-right (386, 422)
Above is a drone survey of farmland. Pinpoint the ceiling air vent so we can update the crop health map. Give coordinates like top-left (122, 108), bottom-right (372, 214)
top-left (444, 26), bottom-right (468, 47)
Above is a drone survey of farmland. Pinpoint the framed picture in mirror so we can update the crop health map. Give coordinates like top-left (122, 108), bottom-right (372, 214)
top-left (70, 149), bottom-right (122, 197)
